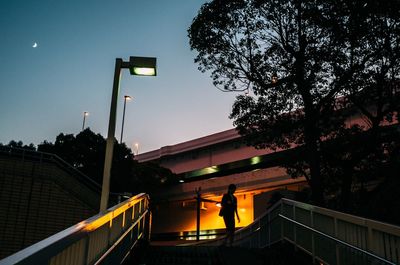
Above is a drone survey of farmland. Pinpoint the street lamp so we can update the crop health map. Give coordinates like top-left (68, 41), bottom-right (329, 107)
top-left (271, 72), bottom-right (278, 84)
top-left (120, 95), bottom-right (132, 143)
top-left (134, 142), bottom-right (139, 155)
top-left (82, 111), bottom-right (89, 131)
top-left (100, 56), bottom-right (156, 212)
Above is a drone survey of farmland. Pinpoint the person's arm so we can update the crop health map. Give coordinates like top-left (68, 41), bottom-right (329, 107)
top-left (235, 208), bottom-right (240, 223)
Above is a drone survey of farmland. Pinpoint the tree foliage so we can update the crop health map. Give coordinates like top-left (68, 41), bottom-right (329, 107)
top-left (315, 0), bottom-right (400, 210)
top-left (1, 140), bottom-right (36, 150)
top-left (37, 128), bottom-right (176, 195)
top-left (189, 0), bottom-right (343, 204)
top-left (323, 0), bottom-right (400, 128)
top-left (189, 0), bottom-right (400, 206)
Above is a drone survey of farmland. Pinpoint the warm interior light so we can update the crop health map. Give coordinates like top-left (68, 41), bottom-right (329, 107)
top-left (131, 67), bottom-right (156, 76)
top-left (271, 72), bottom-right (278, 84)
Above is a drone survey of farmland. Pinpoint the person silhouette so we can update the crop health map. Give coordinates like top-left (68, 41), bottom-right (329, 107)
top-left (220, 184), bottom-right (240, 246)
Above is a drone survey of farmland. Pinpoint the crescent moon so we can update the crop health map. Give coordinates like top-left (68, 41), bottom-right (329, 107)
top-left (32, 42), bottom-right (38, 48)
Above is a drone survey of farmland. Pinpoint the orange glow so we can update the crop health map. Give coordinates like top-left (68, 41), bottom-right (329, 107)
top-left (184, 192), bottom-right (254, 232)
top-left (84, 195), bottom-right (147, 232)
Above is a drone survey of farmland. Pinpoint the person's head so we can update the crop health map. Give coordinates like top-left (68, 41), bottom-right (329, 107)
top-left (228, 184), bottom-right (236, 194)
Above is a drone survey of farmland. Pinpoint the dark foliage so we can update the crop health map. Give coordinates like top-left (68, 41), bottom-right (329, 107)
top-left (37, 128), bottom-right (176, 195)
top-left (1, 140), bottom-right (36, 150)
top-left (189, 0), bottom-right (400, 208)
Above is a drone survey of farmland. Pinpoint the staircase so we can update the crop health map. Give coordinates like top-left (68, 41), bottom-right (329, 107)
top-left (2, 196), bottom-right (400, 265)
top-left (139, 246), bottom-right (221, 265)
top-left (133, 242), bottom-right (312, 265)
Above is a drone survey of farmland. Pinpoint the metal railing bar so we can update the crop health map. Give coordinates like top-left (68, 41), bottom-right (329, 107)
top-left (279, 214), bottom-right (397, 265)
top-left (0, 194), bottom-right (148, 265)
top-left (93, 209), bottom-right (148, 265)
top-left (282, 198), bottom-right (400, 237)
top-left (0, 221), bottom-right (88, 265)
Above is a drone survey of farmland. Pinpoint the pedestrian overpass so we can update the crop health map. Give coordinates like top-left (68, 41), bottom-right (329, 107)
top-left (1, 194), bottom-right (399, 265)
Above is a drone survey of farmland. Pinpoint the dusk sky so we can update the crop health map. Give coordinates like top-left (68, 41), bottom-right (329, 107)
top-left (0, 0), bottom-right (239, 153)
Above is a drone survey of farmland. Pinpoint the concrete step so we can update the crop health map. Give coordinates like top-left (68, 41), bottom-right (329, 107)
top-left (141, 245), bottom-right (221, 265)
top-left (127, 241), bottom-right (312, 265)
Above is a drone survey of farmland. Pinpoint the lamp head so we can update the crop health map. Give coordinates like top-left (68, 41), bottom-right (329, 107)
top-left (129, 56), bottom-right (157, 76)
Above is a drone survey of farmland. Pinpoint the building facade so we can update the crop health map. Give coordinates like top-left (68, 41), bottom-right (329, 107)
top-left (136, 129), bottom-right (308, 239)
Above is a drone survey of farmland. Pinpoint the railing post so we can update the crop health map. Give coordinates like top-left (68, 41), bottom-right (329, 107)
top-left (334, 217), bottom-right (340, 265)
top-left (293, 204), bottom-right (297, 248)
top-left (367, 225), bottom-right (373, 254)
top-left (83, 235), bottom-right (90, 265)
top-left (310, 209), bottom-right (316, 264)
top-left (147, 210), bottom-right (152, 242)
top-left (195, 188), bottom-right (201, 241)
top-left (280, 201), bottom-right (284, 241)
top-left (268, 211), bottom-right (271, 246)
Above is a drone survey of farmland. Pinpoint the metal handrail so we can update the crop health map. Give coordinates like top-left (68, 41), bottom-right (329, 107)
top-left (279, 214), bottom-right (396, 265)
top-left (280, 198), bottom-right (400, 264)
top-left (0, 193), bottom-right (151, 265)
top-left (195, 198), bottom-right (400, 265)
top-left (93, 208), bottom-right (149, 265)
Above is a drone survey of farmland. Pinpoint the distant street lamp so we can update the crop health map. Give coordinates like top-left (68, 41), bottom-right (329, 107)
top-left (82, 111), bottom-right (89, 131)
top-left (100, 56), bottom-right (157, 213)
top-left (134, 142), bottom-right (139, 155)
top-left (120, 95), bottom-right (132, 143)
top-left (271, 72), bottom-right (278, 84)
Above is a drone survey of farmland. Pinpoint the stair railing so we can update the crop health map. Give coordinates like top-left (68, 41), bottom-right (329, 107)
top-left (279, 198), bottom-right (400, 265)
top-left (0, 193), bottom-right (151, 265)
top-left (197, 198), bottom-right (400, 265)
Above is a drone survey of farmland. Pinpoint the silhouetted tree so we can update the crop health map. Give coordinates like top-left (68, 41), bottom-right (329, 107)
top-left (189, 0), bottom-right (349, 205)
top-left (311, 0), bottom-right (400, 209)
top-left (3, 140), bottom-right (36, 150)
top-left (189, 0), bottom-right (400, 206)
top-left (37, 128), bottom-right (176, 195)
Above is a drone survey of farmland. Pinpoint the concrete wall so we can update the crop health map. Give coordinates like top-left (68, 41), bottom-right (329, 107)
top-left (0, 156), bottom-right (99, 259)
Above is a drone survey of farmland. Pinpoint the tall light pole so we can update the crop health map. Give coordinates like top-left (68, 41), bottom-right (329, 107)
top-left (120, 95), bottom-right (132, 143)
top-left (100, 56), bottom-right (157, 213)
top-left (82, 111), bottom-right (89, 131)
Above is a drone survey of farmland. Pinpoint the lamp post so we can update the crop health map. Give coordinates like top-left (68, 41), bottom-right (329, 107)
top-left (120, 95), bottom-right (132, 143)
top-left (134, 142), bottom-right (139, 155)
top-left (100, 56), bottom-right (157, 213)
top-left (82, 111), bottom-right (89, 131)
